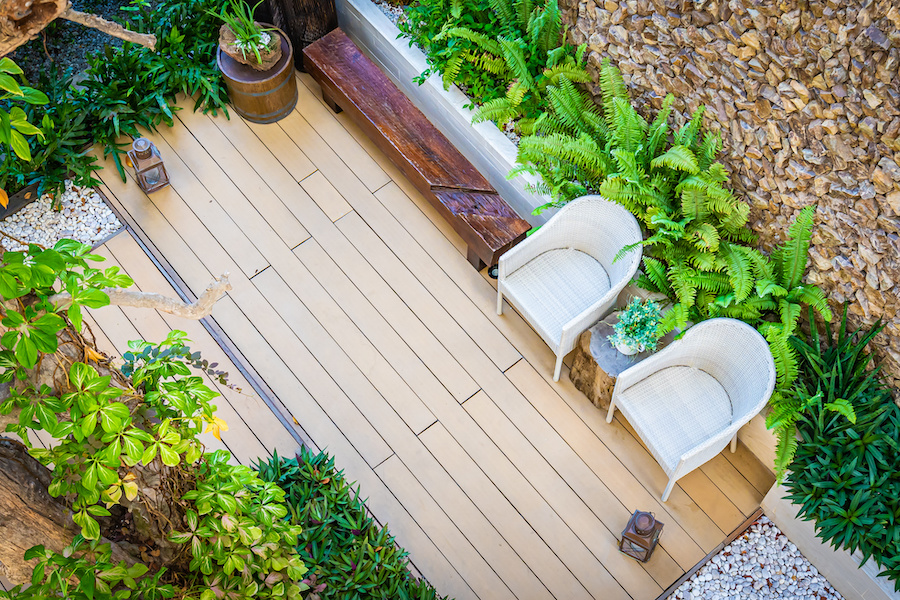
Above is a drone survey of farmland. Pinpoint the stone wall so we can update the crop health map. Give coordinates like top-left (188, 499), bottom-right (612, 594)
top-left (562, 0), bottom-right (900, 386)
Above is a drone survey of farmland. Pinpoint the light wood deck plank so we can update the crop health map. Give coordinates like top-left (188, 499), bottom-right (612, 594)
top-left (293, 74), bottom-right (392, 193)
top-left (179, 104), bottom-right (479, 404)
top-left (420, 423), bottom-right (593, 600)
top-left (97, 154), bottom-right (393, 470)
top-left (96, 92), bottom-right (772, 600)
top-left (299, 171), bottom-right (352, 222)
top-left (102, 233), bottom-right (300, 458)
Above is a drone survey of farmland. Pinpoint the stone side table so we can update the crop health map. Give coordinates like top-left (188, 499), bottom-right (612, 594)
top-left (569, 313), bottom-right (674, 410)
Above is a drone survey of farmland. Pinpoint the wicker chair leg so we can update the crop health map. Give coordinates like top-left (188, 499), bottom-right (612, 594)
top-left (606, 397), bottom-right (616, 423)
top-left (497, 290), bottom-right (504, 316)
top-left (553, 353), bottom-right (564, 382)
top-left (730, 432), bottom-right (738, 453)
top-left (662, 477), bottom-right (677, 502)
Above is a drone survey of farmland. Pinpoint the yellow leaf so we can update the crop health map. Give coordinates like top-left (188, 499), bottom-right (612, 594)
top-left (203, 416), bottom-right (229, 441)
top-left (85, 346), bottom-right (106, 362)
top-left (0, 188), bottom-right (7, 209)
top-left (125, 154), bottom-right (133, 168)
top-left (123, 481), bottom-right (139, 501)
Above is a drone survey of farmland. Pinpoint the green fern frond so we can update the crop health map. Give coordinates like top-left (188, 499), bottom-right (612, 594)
top-left (675, 105), bottom-right (706, 150)
top-left (498, 37), bottom-right (534, 88)
top-left (513, 0), bottom-right (535, 32)
top-left (687, 270), bottom-right (731, 293)
top-left (721, 243), bottom-right (753, 302)
top-left (487, 0), bottom-right (516, 29)
top-left (609, 97), bottom-right (648, 154)
top-left (442, 27), bottom-right (504, 55)
top-left (679, 186), bottom-right (709, 222)
top-left (506, 79), bottom-right (528, 105)
top-left (598, 58), bottom-right (628, 115)
top-left (658, 302), bottom-right (689, 335)
top-left (687, 222), bottom-right (720, 251)
top-left (543, 63), bottom-right (591, 85)
top-left (467, 52), bottom-right (507, 76)
top-left (780, 205), bottom-right (816, 289)
top-left (696, 131), bottom-right (721, 171)
top-left (686, 250), bottom-right (719, 271)
top-left (668, 264), bottom-right (698, 308)
top-left (645, 94), bottom-right (674, 159)
top-left (640, 257), bottom-right (672, 295)
top-left (650, 144), bottom-right (700, 174)
top-left (450, 0), bottom-right (463, 18)
top-left (773, 422), bottom-right (799, 480)
top-left (441, 53), bottom-right (465, 89)
top-left (473, 98), bottom-right (521, 124)
top-left (787, 284), bottom-right (833, 322)
top-left (778, 298), bottom-right (802, 337)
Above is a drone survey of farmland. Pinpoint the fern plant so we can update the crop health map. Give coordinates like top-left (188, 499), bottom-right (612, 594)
top-left (402, 0), bottom-right (587, 129)
top-left (517, 59), bottom-right (832, 392)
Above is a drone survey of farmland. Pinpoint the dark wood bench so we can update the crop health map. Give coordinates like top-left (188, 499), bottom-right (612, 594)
top-left (302, 28), bottom-right (531, 270)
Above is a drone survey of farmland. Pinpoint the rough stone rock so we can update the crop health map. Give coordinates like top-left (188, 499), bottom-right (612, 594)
top-left (564, 0), bottom-right (900, 392)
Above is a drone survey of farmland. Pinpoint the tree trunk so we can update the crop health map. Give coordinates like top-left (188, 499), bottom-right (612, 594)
top-left (260, 0), bottom-right (336, 69)
top-left (0, 439), bottom-right (139, 586)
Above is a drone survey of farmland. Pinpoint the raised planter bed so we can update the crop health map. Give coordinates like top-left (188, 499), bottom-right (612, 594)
top-left (333, 0), bottom-right (551, 226)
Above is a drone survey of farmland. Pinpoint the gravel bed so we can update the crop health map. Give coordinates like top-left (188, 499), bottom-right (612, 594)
top-left (668, 516), bottom-right (843, 600)
top-left (374, 0), bottom-right (407, 27)
top-left (0, 181), bottom-right (122, 252)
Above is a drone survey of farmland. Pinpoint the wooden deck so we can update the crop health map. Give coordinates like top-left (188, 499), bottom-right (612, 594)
top-left (87, 72), bottom-right (774, 600)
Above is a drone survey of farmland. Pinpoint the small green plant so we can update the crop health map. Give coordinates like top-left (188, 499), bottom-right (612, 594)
top-left (608, 297), bottom-right (662, 353)
top-left (1, 538), bottom-right (173, 600)
top-left (257, 449), bottom-right (451, 600)
top-left (768, 304), bottom-right (879, 476)
top-left (212, 0), bottom-right (275, 64)
top-left (0, 57), bottom-right (49, 164)
top-left (783, 317), bottom-right (900, 587)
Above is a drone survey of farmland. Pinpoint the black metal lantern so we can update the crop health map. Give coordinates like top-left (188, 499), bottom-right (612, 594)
top-left (619, 510), bottom-right (663, 562)
top-left (127, 137), bottom-right (169, 194)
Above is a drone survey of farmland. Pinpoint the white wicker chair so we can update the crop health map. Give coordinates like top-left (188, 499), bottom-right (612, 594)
top-left (606, 318), bottom-right (776, 501)
top-left (497, 195), bottom-right (643, 381)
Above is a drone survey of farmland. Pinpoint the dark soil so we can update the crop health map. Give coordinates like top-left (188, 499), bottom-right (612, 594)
top-left (10, 0), bottom-right (126, 83)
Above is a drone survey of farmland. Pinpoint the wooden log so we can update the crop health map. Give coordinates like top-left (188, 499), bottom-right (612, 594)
top-left (59, 7), bottom-right (156, 49)
top-left (0, 439), bottom-right (138, 585)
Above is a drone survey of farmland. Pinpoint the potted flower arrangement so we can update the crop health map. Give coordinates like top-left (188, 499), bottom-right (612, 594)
top-left (215, 0), bottom-right (282, 70)
top-left (608, 298), bottom-right (662, 356)
top-left (213, 0), bottom-right (298, 123)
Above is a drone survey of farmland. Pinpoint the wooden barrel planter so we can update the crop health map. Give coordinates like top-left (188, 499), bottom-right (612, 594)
top-left (217, 26), bottom-right (298, 124)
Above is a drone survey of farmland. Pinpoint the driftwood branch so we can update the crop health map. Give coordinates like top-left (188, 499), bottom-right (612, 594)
top-left (60, 6), bottom-right (156, 50)
top-left (51, 274), bottom-right (232, 319)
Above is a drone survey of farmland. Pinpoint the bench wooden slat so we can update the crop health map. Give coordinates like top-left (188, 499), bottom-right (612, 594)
top-left (302, 29), bottom-right (530, 269)
top-left (431, 189), bottom-right (531, 265)
top-left (303, 30), bottom-right (494, 194)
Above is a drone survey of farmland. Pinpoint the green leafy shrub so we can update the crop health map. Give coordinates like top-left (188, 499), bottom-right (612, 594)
top-left (608, 297), bottom-right (661, 353)
top-left (0, 241), bottom-right (306, 600)
top-left (770, 305), bottom-right (880, 475)
top-left (2, 538), bottom-right (174, 600)
top-left (783, 312), bottom-right (900, 588)
top-left (257, 449), bottom-right (450, 600)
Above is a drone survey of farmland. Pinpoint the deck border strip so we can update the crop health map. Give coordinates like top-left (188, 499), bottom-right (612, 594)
top-left (94, 186), bottom-right (317, 453)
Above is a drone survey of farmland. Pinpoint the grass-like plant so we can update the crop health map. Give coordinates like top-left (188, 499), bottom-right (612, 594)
top-left (770, 304), bottom-right (881, 475)
top-left (608, 297), bottom-right (662, 353)
top-left (783, 310), bottom-right (900, 588)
